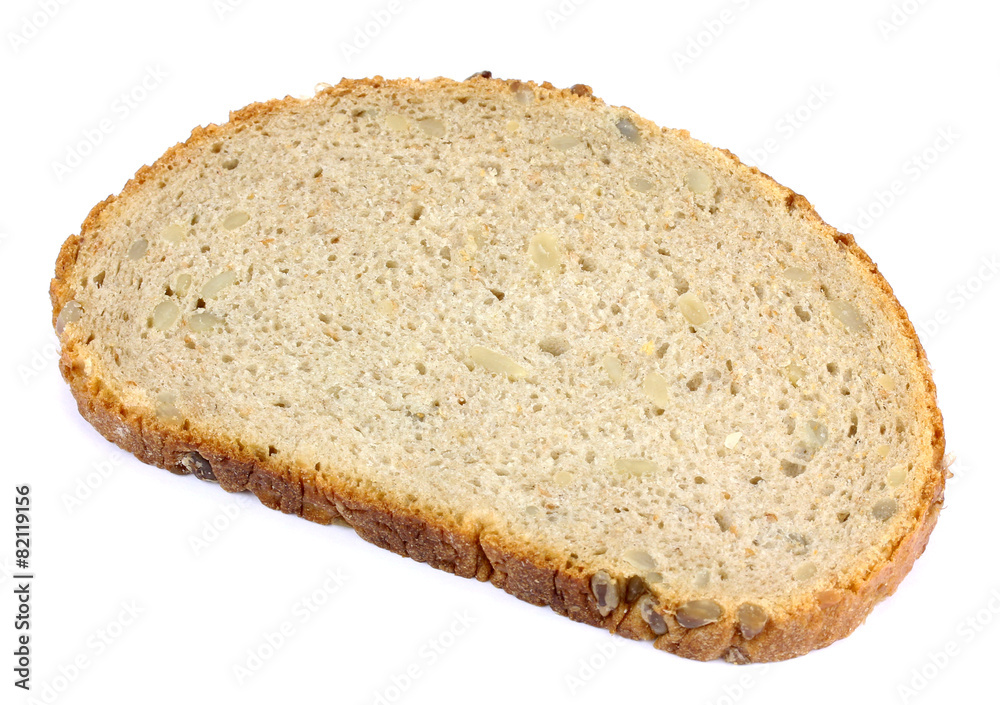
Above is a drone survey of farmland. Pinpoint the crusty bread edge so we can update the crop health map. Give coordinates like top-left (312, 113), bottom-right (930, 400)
top-left (50, 74), bottom-right (947, 663)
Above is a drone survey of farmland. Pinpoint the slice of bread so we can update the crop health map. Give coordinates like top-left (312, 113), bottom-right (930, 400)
top-left (50, 75), bottom-right (946, 662)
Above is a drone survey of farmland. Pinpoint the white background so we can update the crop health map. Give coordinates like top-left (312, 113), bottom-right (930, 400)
top-left (2, 1), bottom-right (998, 704)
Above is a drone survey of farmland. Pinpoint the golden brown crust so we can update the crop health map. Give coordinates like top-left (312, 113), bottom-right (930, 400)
top-left (50, 75), bottom-right (946, 662)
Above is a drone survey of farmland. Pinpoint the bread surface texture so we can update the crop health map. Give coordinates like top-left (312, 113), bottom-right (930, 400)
top-left (51, 75), bottom-right (946, 662)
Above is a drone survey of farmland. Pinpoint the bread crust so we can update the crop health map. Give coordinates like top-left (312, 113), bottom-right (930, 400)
top-left (50, 75), bottom-right (946, 662)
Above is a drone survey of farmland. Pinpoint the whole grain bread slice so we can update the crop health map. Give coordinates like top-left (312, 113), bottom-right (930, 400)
top-left (50, 74), bottom-right (946, 662)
